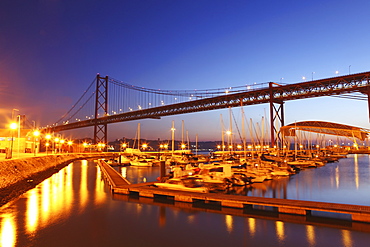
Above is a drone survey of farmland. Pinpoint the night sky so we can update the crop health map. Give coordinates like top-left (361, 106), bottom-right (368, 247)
top-left (1, 0), bottom-right (370, 142)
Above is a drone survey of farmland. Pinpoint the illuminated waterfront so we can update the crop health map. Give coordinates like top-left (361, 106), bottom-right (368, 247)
top-left (1, 155), bottom-right (370, 246)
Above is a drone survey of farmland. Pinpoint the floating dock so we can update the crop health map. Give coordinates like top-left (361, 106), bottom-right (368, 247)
top-left (98, 160), bottom-right (370, 224)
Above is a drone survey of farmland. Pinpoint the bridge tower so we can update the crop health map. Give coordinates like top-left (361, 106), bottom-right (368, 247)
top-left (269, 82), bottom-right (284, 148)
top-left (94, 74), bottom-right (108, 149)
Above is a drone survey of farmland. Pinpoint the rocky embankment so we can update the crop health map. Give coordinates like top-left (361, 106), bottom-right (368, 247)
top-left (0, 153), bottom-right (115, 206)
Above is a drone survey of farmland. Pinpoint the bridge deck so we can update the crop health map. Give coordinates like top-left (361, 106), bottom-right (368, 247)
top-left (97, 160), bottom-right (370, 223)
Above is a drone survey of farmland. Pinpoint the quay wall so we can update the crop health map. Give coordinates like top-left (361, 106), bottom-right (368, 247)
top-left (0, 153), bottom-right (115, 206)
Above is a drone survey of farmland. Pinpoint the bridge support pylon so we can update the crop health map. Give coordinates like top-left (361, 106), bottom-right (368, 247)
top-left (269, 82), bottom-right (284, 148)
top-left (94, 74), bottom-right (108, 150)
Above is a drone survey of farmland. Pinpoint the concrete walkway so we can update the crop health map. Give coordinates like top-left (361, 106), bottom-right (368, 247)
top-left (0, 152), bottom-right (49, 161)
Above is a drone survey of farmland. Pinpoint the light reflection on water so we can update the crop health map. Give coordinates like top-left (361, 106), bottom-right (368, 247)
top-left (0, 155), bottom-right (370, 246)
top-left (0, 214), bottom-right (16, 247)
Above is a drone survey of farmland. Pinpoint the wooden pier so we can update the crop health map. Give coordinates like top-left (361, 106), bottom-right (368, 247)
top-left (98, 160), bottom-right (370, 224)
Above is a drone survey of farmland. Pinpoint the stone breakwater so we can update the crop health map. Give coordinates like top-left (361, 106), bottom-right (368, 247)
top-left (0, 153), bottom-right (114, 206)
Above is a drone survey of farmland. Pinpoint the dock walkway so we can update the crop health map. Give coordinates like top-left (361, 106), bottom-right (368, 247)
top-left (97, 160), bottom-right (370, 224)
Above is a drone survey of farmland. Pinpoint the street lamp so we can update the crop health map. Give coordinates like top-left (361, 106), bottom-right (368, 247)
top-left (67, 141), bottom-right (73, 153)
top-left (45, 134), bottom-right (51, 155)
top-left (33, 130), bottom-right (40, 156)
top-left (171, 121), bottom-right (176, 155)
top-left (8, 122), bottom-right (18, 159)
top-left (45, 142), bottom-right (50, 155)
top-left (54, 137), bottom-right (60, 153)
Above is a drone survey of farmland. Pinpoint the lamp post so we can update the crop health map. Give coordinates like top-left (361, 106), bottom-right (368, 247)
top-left (60, 139), bottom-right (65, 153)
top-left (33, 130), bottom-right (40, 156)
top-left (16, 115), bottom-right (21, 158)
top-left (54, 137), bottom-right (60, 153)
top-left (8, 122), bottom-right (17, 159)
top-left (67, 141), bottom-right (73, 153)
top-left (171, 121), bottom-right (175, 155)
top-left (45, 134), bottom-right (51, 155)
top-left (45, 142), bottom-right (50, 155)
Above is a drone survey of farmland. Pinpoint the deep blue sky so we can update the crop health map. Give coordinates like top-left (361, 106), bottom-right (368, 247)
top-left (1, 0), bottom-right (370, 142)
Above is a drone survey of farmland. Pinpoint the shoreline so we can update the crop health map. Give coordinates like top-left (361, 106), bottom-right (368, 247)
top-left (0, 153), bottom-right (115, 207)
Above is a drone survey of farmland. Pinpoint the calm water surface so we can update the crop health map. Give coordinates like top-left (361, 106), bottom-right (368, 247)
top-left (1, 155), bottom-right (370, 247)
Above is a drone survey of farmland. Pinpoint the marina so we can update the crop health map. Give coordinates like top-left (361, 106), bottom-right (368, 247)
top-left (97, 158), bottom-right (370, 224)
top-left (2, 154), bottom-right (370, 246)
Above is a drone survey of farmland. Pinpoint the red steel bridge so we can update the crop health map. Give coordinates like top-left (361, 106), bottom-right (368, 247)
top-left (44, 71), bottom-right (370, 147)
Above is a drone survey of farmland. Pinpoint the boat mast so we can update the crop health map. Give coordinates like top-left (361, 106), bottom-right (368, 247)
top-left (138, 122), bottom-right (140, 151)
top-left (171, 120), bottom-right (175, 155)
top-left (220, 114), bottom-right (225, 153)
top-left (229, 106), bottom-right (233, 153)
top-left (241, 102), bottom-right (246, 158)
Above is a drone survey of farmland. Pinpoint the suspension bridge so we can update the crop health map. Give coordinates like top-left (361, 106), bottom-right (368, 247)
top-left (43, 71), bottom-right (370, 148)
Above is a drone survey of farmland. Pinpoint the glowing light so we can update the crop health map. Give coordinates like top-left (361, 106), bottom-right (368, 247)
top-left (9, 122), bottom-right (17, 130)
top-left (225, 215), bottom-right (233, 233)
top-left (248, 218), bottom-right (256, 236)
top-left (0, 214), bottom-right (16, 247)
top-left (26, 190), bottom-right (39, 233)
top-left (306, 225), bottom-right (316, 246)
top-left (275, 221), bottom-right (285, 242)
top-left (341, 230), bottom-right (352, 247)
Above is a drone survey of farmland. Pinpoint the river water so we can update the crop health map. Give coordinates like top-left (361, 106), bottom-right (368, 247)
top-left (1, 155), bottom-right (370, 246)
